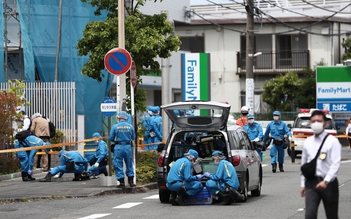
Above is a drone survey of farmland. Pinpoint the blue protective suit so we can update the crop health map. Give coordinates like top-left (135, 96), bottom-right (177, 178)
top-left (15, 135), bottom-right (44, 173)
top-left (166, 157), bottom-right (203, 196)
top-left (50, 151), bottom-right (88, 176)
top-left (263, 120), bottom-right (291, 165)
top-left (243, 122), bottom-right (264, 160)
top-left (108, 120), bottom-right (136, 180)
top-left (206, 159), bottom-right (240, 194)
top-left (141, 112), bottom-right (153, 148)
top-left (149, 114), bottom-right (162, 151)
top-left (87, 139), bottom-right (108, 176)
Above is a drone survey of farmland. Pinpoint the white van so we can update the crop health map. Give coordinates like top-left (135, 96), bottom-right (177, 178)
top-left (288, 108), bottom-right (337, 158)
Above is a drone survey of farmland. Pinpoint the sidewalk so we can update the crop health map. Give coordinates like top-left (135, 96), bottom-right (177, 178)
top-left (0, 171), bottom-right (157, 201)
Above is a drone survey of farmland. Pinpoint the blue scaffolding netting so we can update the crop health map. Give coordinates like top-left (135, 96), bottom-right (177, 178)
top-left (1, 0), bottom-right (113, 137)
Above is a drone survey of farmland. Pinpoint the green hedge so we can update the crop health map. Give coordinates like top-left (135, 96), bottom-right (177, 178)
top-left (136, 151), bottom-right (159, 184)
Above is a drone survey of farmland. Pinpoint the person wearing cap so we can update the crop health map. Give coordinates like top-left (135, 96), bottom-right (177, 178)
top-left (15, 135), bottom-right (47, 181)
top-left (108, 111), bottom-right (136, 188)
top-left (20, 111), bottom-right (31, 131)
top-left (39, 150), bottom-right (89, 182)
top-left (166, 149), bottom-right (203, 206)
top-left (31, 112), bottom-right (51, 172)
top-left (263, 111), bottom-right (292, 173)
top-left (143, 106), bottom-right (155, 151)
top-left (87, 133), bottom-right (108, 178)
top-left (205, 151), bottom-right (244, 205)
top-left (243, 114), bottom-right (264, 160)
top-left (236, 106), bottom-right (249, 127)
top-left (149, 106), bottom-right (162, 151)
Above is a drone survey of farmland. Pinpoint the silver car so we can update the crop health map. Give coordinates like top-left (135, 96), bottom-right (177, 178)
top-left (156, 101), bottom-right (262, 203)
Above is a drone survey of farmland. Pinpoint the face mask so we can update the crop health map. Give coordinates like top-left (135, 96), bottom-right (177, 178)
top-left (95, 140), bottom-right (99, 144)
top-left (273, 116), bottom-right (279, 121)
top-left (248, 119), bottom-right (254, 124)
top-left (311, 122), bottom-right (324, 134)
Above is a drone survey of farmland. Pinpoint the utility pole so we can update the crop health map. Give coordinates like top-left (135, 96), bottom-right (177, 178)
top-left (118, 0), bottom-right (126, 111)
top-left (245, 0), bottom-right (255, 114)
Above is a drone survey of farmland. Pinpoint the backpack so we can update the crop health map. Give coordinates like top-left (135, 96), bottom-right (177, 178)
top-left (42, 116), bottom-right (56, 138)
top-left (15, 130), bottom-right (33, 146)
top-left (48, 121), bottom-right (56, 138)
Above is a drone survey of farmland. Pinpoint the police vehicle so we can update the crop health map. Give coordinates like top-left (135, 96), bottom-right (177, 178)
top-left (288, 108), bottom-right (337, 158)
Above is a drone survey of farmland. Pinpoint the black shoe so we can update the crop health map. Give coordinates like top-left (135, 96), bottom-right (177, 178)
top-left (128, 176), bottom-right (136, 187)
top-left (39, 172), bottom-right (53, 182)
top-left (279, 164), bottom-right (284, 172)
top-left (21, 172), bottom-right (30, 182)
top-left (80, 171), bottom-right (90, 181)
top-left (226, 185), bottom-right (245, 201)
top-left (170, 192), bottom-right (178, 205)
top-left (72, 173), bottom-right (81, 181)
top-left (28, 174), bottom-right (36, 181)
top-left (217, 192), bottom-right (231, 205)
top-left (272, 163), bottom-right (277, 173)
top-left (117, 179), bottom-right (125, 189)
top-left (175, 187), bottom-right (188, 206)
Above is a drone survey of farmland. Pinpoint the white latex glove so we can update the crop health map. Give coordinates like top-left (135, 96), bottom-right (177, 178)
top-left (254, 138), bottom-right (259, 142)
top-left (94, 163), bottom-right (99, 168)
top-left (150, 132), bottom-right (155, 137)
top-left (289, 136), bottom-right (292, 142)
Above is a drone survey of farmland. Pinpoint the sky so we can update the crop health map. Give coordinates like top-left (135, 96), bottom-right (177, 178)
top-left (190, 0), bottom-right (234, 5)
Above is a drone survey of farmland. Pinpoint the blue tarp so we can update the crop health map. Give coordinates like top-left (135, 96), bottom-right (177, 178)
top-left (11, 0), bottom-right (112, 137)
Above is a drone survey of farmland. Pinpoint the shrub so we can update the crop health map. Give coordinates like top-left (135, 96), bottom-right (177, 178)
top-left (0, 154), bottom-right (21, 175)
top-left (136, 151), bottom-right (159, 184)
top-left (50, 130), bottom-right (65, 151)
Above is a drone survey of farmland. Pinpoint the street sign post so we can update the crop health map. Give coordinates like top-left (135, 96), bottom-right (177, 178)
top-left (104, 48), bottom-right (132, 75)
top-left (130, 61), bottom-right (137, 88)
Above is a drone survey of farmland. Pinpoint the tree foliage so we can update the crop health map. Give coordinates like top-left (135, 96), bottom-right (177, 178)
top-left (77, 0), bottom-right (181, 112)
top-left (0, 80), bottom-right (28, 153)
top-left (342, 37), bottom-right (351, 61)
top-left (262, 72), bottom-right (302, 111)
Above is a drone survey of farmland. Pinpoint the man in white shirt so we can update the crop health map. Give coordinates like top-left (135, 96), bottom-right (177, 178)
top-left (21, 111), bottom-right (31, 131)
top-left (300, 110), bottom-right (341, 219)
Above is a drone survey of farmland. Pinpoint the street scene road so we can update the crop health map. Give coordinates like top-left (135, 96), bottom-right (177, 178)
top-left (1, 148), bottom-right (350, 219)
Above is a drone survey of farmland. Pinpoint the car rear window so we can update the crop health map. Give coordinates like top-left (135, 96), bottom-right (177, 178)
top-left (294, 117), bottom-right (336, 129)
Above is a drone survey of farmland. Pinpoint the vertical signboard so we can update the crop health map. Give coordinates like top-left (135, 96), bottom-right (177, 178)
top-left (316, 66), bottom-right (351, 128)
top-left (181, 53), bottom-right (211, 101)
top-left (316, 66), bottom-right (351, 112)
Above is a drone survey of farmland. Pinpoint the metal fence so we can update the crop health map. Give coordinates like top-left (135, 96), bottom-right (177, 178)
top-left (0, 82), bottom-right (76, 144)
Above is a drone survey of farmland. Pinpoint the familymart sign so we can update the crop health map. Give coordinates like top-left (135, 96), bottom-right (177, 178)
top-left (316, 66), bottom-right (351, 112)
top-left (181, 53), bottom-right (211, 101)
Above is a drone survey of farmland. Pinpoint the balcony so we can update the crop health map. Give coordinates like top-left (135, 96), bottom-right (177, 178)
top-left (236, 50), bottom-right (310, 75)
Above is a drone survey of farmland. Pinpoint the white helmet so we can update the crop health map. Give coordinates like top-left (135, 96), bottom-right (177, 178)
top-left (241, 106), bottom-right (249, 114)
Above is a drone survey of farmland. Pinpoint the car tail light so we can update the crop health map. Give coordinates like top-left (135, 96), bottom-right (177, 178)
top-left (321, 109), bottom-right (329, 114)
top-left (232, 155), bottom-right (241, 166)
top-left (157, 155), bottom-right (164, 167)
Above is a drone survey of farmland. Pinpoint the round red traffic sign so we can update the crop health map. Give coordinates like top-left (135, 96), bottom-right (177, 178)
top-left (130, 61), bottom-right (137, 88)
top-left (104, 48), bottom-right (132, 75)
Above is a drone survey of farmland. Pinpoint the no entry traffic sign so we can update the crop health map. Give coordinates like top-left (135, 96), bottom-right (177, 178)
top-left (104, 48), bottom-right (132, 75)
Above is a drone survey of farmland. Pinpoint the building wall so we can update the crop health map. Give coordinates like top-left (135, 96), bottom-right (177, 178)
top-left (141, 0), bottom-right (190, 23)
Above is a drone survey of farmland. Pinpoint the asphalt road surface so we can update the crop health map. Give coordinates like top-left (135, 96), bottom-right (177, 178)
top-left (1, 151), bottom-right (351, 219)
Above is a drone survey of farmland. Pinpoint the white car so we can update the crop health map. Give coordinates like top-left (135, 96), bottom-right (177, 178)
top-left (288, 108), bottom-right (337, 158)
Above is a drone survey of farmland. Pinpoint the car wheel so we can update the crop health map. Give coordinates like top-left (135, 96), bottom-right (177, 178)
top-left (159, 190), bottom-right (171, 203)
top-left (251, 167), bottom-right (262, 197)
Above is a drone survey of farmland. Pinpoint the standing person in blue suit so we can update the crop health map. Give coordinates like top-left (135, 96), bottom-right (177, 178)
top-left (243, 114), bottom-right (264, 160)
top-left (166, 149), bottom-right (203, 206)
top-left (142, 107), bottom-right (154, 151)
top-left (87, 133), bottom-right (108, 178)
top-left (205, 151), bottom-right (244, 205)
top-left (15, 135), bottom-right (47, 181)
top-left (108, 111), bottom-right (136, 188)
top-left (150, 106), bottom-right (162, 151)
top-left (39, 150), bottom-right (88, 182)
top-left (263, 111), bottom-right (292, 173)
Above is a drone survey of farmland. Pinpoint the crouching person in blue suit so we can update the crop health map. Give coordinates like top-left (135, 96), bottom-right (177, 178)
top-left (15, 135), bottom-right (48, 181)
top-left (39, 150), bottom-right (88, 182)
top-left (166, 149), bottom-right (203, 206)
top-left (205, 151), bottom-right (244, 205)
top-left (87, 132), bottom-right (108, 178)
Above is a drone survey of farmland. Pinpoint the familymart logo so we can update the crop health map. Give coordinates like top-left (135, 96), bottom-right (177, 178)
top-left (317, 87), bottom-right (351, 94)
top-left (317, 82), bottom-right (351, 98)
